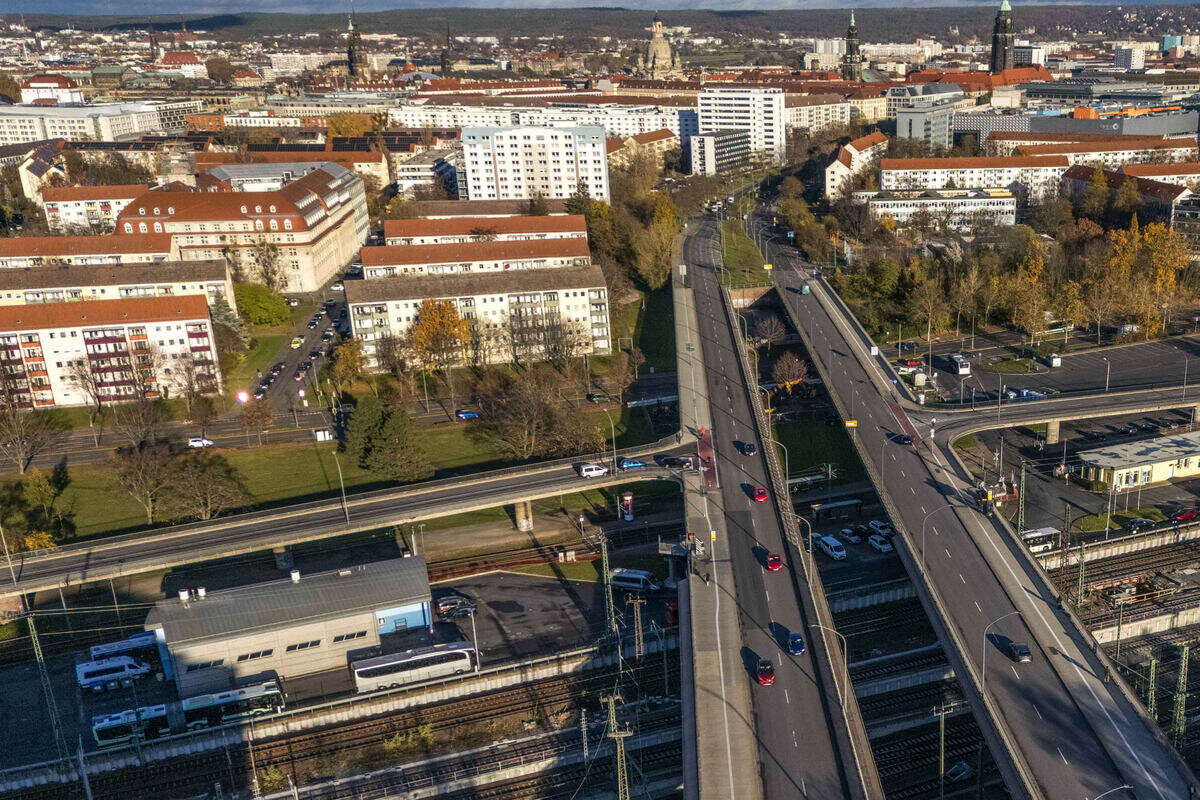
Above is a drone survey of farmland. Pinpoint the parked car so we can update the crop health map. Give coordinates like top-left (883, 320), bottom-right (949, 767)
top-left (817, 535), bottom-right (847, 560)
top-left (868, 534), bottom-right (894, 553)
top-left (1127, 518), bottom-right (1157, 532)
top-left (1120, 423), bottom-right (1140, 435)
top-left (454, 409), bottom-right (479, 421)
top-left (290, 337), bottom-right (304, 349)
top-left (787, 633), bottom-right (806, 655)
top-left (1007, 642), bottom-right (1032, 663)
top-left (765, 553), bottom-right (782, 572)
top-left (944, 761), bottom-right (973, 783)
top-left (307, 318), bottom-right (320, 329)
top-left (840, 527), bottom-right (862, 544)
top-left (293, 370), bottom-right (304, 381)
top-left (187, 437), bottom-right (213, 448)
top-left (617, 457), bottom-right (647, 471)
top-left (330, 282), bottom-right (345, 292)
top-left (752, 487), bottom-right (769, 503)
top-left (1172, 509), bottom-right (1198, 524)
top-left (309, 349), bottom-right (323, 360)
top-left (868, 520), bottom-right (893, 537)
top-left (437, 597), bottom-right (476, 619)
top-left (286, 297), bottom-right (300, 307)
top-left (270, 362), bottom-right (285, 376)
top-left (898, 358), bottom-right (923, 367)
top-left (755, 659), bottom-right (776, 685)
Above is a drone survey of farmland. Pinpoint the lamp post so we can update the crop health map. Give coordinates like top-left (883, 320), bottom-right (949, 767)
top-left (776, 438), bottom-right (790, 481)
top-left (1103, 356), bottom-right (1110, 393)
top-left (331, 449), bottom-right (350, 524)
top-left (812, 623), bottom-right (850, 702)
top-left (982, 610), bottom-right (1022, 695)
top-left (1184, 357), bottom-right (1190, 401)
top-left (1089, 786), bottom-right (1132, 800)
top-left (599, 407), bottom-right (618, 472)
top-left (468, 608), bottom-right (480, 673)
top-left (922, 504), bottom-right (957, 569)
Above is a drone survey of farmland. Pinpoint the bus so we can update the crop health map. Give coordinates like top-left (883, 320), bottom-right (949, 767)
top-left (1026, 536), bottom-right (1057, 554)
top-left (351, 642), bottom-right (477, 694)
top-left (90, 631), bottom-right (159, 663)
top-left (181, 682), bottom-right (284, 731)
top-left (92, 705), bottom-right (171, 747)
top-left (947, 353), bottom-right (971, 376)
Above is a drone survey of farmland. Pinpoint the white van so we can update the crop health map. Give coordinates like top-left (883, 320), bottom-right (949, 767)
top-left (817, 536), bottom-right (847, 560)
top-left (609, 568), bottom-right (659, 592)
top-left (76, 656), bottom-right (153, 692)
top-left (578, 462), bottom-right (609, 478)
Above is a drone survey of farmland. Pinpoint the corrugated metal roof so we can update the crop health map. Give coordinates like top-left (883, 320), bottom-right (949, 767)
top-left (1078, 430), bottom-right (1200, 470)
top-left (144, 557), bottom-right (430, 645)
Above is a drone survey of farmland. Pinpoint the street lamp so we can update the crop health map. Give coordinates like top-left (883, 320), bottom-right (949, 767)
top-left (599, 407), bottom-right (618, 472)
top-left (982, 610), bottom-right (1022, 696)
top-left (776, 438), bottom-right (790, 480)
top-left (812, 623), bottom-right (850, 702)
top-left (467, 607), bottom-right (481, 673)
top-left (1103, 356), bottom-right (1110, 393)
top-left (1089, 786), bottom-right (1132, 800)
top-left (331, 449), bottom-right (350, 524)
top-left (922, 504), bottom-right (957, 569)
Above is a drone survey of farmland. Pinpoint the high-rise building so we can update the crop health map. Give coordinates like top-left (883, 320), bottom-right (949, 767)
top-left (841, 11), bottom-right (864, 83)
top-left (1114, 46), bottom-right (1146, 71)
top-left (990, 0), bottom-right (1015, 74)
top-left (698, 86), bottom-right (786, 163)
top-left (460, 126), bottom-right (610, 202)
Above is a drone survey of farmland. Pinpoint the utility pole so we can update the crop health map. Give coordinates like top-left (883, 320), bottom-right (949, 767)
top-left (597, 530), bottom-right (617, 637)
top-left (627, 594), bottom-right (646, 659)
top-left (580, 708), bottom-right (589, 760)
top-left (29, 617), bottom-right (70, 770)
top-left (603, 693), bottom-right (632, 800)
top-left (1172, 643), bottom-right (1190, 748)
top-left (1148, 657), bottom-right (1159, 720)
top-left (1076, 538), bottom-right (1086, 604)
top-left (932, 701), bottom-right (962, 799)
top-left (1017, 461), bottom-right (1026, 532)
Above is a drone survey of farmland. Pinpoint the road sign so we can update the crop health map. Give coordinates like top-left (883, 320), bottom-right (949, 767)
top-left (845, 420), bottom-right (859, 428)
top-left (764, 263), bottom-right (773, 271)
top-left (710, 530), bottom-right (717, 541)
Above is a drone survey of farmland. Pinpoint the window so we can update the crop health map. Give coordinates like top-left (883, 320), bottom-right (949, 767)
top-left (236, 649), bottom-right (273, 663)
top-left (333, 631), bottom-right (368, 643)
top-left (185, 659), bottom-right (224, 672)
top-left (284, 640), bottom-right (321, 652)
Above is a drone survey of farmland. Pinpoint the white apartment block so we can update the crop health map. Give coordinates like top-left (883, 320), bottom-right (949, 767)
top-left (116, 164), bottom-right (368, 293)
top-left (383, 213), bottom-right (587, 246)
top-left (826, 131), bottom-right (888, 199)
top-left (391, 102), bottom-right (699, 143)
top-left (361, 238), bottom-right (592, 278)
top-left (0, 261), bottom-right (235, 309)
top-left (266, 52), bottom-right (341, 78)
top-left (852, 188), bottom-right (1018, 231)
top-left (460, 126), bottom-right (610, 203)
top-left (346, 266), bottom-right (611, 368)
top-left (20, 75), bottom-right (85, 105)
top-left (785, 95), bottom-right (852, 134)
top-left (698, 86), bottom-right (786, 163)
top-left (689, 130), bottom-right (752, 176)
top-left (1122, 162), bottom-right (1200, 189)
top-left (0, 234), bottom-right (179, 269)
top-left (0, 295), bottom-right (222, 408)
top-left (879, 156), bottom-right (1069, 200)
top-left (42, 184), bottom-right (148, 234)
top-left (0, 102), bottom-right (188, 146)
top-left (1115, 46), bottom-right (1146, 71)
top-left (1015, 138), bottom-right (1199, 169)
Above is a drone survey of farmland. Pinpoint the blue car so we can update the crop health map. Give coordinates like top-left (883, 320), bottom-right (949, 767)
top-left (454, 409), bottom-right (479, 421)
top-left (617, 457), bottom-right (647, 471)
top-left (788, 633), bottom-right (806, 656)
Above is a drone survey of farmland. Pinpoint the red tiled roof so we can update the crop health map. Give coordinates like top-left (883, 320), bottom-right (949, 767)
top-left (195, 150), bottom-right (384, 168)
top-left (906, 66), bottom-right (1053, 89)
top-left (1122, 162), bottom-right (1200, 177)
top-left (361, 237), bottom-right (591, 267)
top-left (881, 156), bottom-right (1070, 170)
top-left (847, 131), bottom-right (887, 153)
top-left (1016, 138), bottom-right (1197, 156)
top-left (0, 233), bottom-right (173, 258)
top-left (41, 184), bottom-right (149, 202)
top-left (630, 128), bottom-right (677, 145)
top-left (986, 131), bottom-right (1167, 144)
top-left (383, 214), bottom-right (587, 239)
top-left (606, 138), bottom-right (625, 155)
top-left (0, 294), bottom-right (210, 332)
top-left (160, 50), bottom-right (203, 66)
top-left (1062, 164), bottom-right (1188, 202)
top-left (22, 74), bottom-right (77, 89)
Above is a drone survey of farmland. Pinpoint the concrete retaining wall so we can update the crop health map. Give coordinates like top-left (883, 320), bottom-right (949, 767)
top-left (1038, 524), bottom-right (1200, 572)
top-left (1092, 607), bottom-right (1200, 644)
top-left (855, 667), bottom-right (955, 698)
top-left (829, 582), bottom-right (915, 613)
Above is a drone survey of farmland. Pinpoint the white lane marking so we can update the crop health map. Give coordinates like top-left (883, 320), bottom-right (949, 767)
top-left (1057, 746), bottom-right (1069, 765)
top-left (900, 470), bottom-right (906, 478)
top-left (1033, 704), bottom-right (1043, 720)
top-left (1011, 665), bottom-right (1021, 680)
top-left (945, 548), bottom-right (952, 559)
top-left (784, 689), bottom-right (790, 704)
top-left (764, 587), bottom-right (770, 602)
top-left (910, 487), bottom-right (916, 494)
top-left (974, 601), bottom-right (983, 613)
top-left (959, 573), bottom-right (966, 584)
top-left (920, 505), bottom-right (927, 514)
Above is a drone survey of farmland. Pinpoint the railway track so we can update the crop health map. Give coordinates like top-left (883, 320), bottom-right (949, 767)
top-left (1048, 540), bottom-right (1200, 592)
top-left (849, 650), bottom-right (948, 684)
top-left (858, 680), bottom-right (960, 722)
top-left (833, 597), bottom-right (928, 640)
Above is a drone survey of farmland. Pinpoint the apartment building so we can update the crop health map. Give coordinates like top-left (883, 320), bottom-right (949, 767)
top-left (391, 101), bottom-right (699, 144)
top-left (0, 101), bottom-right (201, 146)
top-left (347, 265), bottom-right (611, 368)
top-left (0, 295), bottom-right (221, 408)
top-left (852, 188), bottom-right (1017, 231)
top-left (606, 129), bottom-right (679, 170)
top-left (885, 83), bottom-right (964, 119)
top-left (460, 126), bottom-right (610, 203)
top-left (984, 132), bottom-right (1171, 156)
top-left (826, 131), bottom-right (888, 198)
top-left (393, 150), bottom-right (459, 199)
top-left (360, 238), bottom-right (592, 279)
top-left (0, 234), bottom-right (178, 269)
top-left (1014, 137), bottom-right (1200, 168)
top-left (879, 155), bottom-right (1069, 200)
top-left (1122, 162), bottom-right (1200, 189)
top-left (785, 94), bottom-right (852, 133)
top-left (41, 184), bottom-right (149, 234)
top-left (0, 261), bottom-right (234, 309)
top-left (115, 165), bottom-right (367, 293)
top-left (689, 130), bottom-right (753, 176)
top-left (896, 102), bottom-right (956, 150)
top-left (698, 86), bottom-right (786, 163)
top-left (383, 214), bottom-right (587, 246)
top-left (196, 150), bottom-right (391, 189)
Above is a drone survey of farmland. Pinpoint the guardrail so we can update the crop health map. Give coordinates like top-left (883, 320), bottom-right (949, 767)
top-left (718, 284), bottom-right (885, 800)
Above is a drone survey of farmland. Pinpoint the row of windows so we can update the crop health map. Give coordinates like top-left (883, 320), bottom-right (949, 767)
top-left (285, 639), bottom-right (321, 652)
top-left (236, 649), bottom-right (273, 663)
top-left (333, 630), bottom-right (368, 643)
top-left (185, 659), bottom-right (224, 673)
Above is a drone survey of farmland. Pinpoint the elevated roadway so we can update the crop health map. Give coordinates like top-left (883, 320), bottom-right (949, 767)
top-left (771, 247), bottom-right (1199, 799)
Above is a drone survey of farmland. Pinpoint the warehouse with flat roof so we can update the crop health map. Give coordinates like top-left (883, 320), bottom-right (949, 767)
top-left (1078, 430), bottom-right (1200, 490)
top-left (145, 557), bottom-right (432, 696)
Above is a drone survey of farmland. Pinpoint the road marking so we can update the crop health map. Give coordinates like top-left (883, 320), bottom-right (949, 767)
top-left (764, 588), bottom-right (770, 601)
top-left (784, 689), bottom-right (790, 704)
top-left (959, 573), bottom-right (966, 584)
top-left (1033, 704), bottom-right (1043, 719)
top-left (1011, 665), bottom-right (1021, 680)
top-left (945, 548), bottom-right (952, 559)
top-left (900, 470), bottom-right (906, 478)
top-left (1057, 746), bottom-right (1068, 765)
top-left (974, 601), bottom-right (983, 613)
top-left (910, 487), bottom-right (916, 494)
top-left (920, 505), bottom-right (926, 513)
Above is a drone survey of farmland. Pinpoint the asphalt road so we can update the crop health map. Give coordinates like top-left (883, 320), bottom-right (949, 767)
top-left (772, 256), bottom-right (1197, 799)
top-left (3, 444), bottom-right (691, 599)
top-left (686, 217), bottom-right (866, 800)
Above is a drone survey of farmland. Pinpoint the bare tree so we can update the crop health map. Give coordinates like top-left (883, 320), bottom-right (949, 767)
top-left (169, 353), bottom-right (205, 418)
top-left (542, 314), bottom-right (584, 370)
top-left (66, 357), bottom-right (107, 443)
top-left (110, 345), bottom-right (165, 449)
top-left (772, 352), bottom-right (808, 394)
top-left (168, 452), bottom-right (250, 521)
top-left (374, 333), bottom-right (406, 379)
top-left (0, 368), bottom-right (57, 474)
top-left (110, 444), bottom-right (176, 526)
top-left (755, 315), bottom-right (787, 351)
top-left (240, 398), bottom-right (274, 445)
top-left (251, 238), bottom-right (285, 291)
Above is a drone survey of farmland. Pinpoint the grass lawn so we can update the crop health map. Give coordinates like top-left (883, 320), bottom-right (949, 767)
top-left (597, 285), bottom-right (676, 375)
top-left (983, 357), bottom-right (1037, 374)
top-left (773, 419), bottom-right (866, 484)
top-left (721, 221), bottom-right (771, 289)
top-left (511, 552), bottom-right (669, 582)
top-left (1073, 506), bottom-right (1167, 534)
top-left (953, 434), bottom-right (978, 450)
top-left (224, 333), bottom-right (288, 400)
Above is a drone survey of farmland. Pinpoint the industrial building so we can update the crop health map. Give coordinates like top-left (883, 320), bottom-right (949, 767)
top-left (1077, 430), bottom-right (1200, 489)
top-left (144, 558), bottom-right (433, 696)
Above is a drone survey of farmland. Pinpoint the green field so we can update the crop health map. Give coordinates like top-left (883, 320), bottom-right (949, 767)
top-left (1073, 506), bottom-right (1167, 534)
top-left (773, 418), bottom-right (867, 485)
top-left (721, 221), bottom-right (771, 289)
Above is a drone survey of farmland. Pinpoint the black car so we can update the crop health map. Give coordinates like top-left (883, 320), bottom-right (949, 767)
top-left (894, 433), bottom-right (913, 445)
top-left (270, 362), bottom-right (285, 376)
top-left (658, 456), bottom-right (691, 469)
top-left (437, 596), bottom-right (476, 619)
top-left (1008, 642), bottom-right (1032, 663)
top-left (899, 341), bottom-right (918, 353)
top-left (741, 441), bottom-right (758, 456)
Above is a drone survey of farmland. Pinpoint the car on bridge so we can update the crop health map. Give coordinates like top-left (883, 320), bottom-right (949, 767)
top-left (765, 553), bottom-right (782, 571)
top-left (187, 437), bottom-right (213, 448)
top-left (787, 633), bottom-right (806, 656)
top-left (752, 487), bottom-right (769, 502)
top-left (1172, 509), bottom-right (1198, 524)
top-left (578, 463), bottom-right (609, 478)
top-left (755, 659), bottom-right (776, 685)
top-left (1007, 642), bottom-right (1032, 663)
top-left (617, 457), bottom-right (647, 471)
top-left (739, 441), bottom-right (758, 456)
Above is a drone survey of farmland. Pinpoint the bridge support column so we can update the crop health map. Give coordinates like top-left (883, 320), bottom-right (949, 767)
top-left (1193, 405), bottom-right (1200, 425)
top-left (1045, 420), bottom-right (1060, 445)
top-left (514, 500), bottom-right (534, 532)
top-left (273, 546), bottom-right (293, 571)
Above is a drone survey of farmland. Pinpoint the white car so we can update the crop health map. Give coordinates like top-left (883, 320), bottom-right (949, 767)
top-left (187, 437), bottom-right (214, 448)
top-left (868, 520), bottom-right (893, 536)
top-left (331, 282), bottom-right (345, 292)
top-left (577, 462), bottom-right (609, 478)
top-left (817, 535), bottom-right (846, 560)
top-left (868, 534), bottom-right (894, 553)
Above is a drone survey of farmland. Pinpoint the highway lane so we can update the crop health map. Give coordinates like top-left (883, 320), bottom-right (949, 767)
top-left (774, 261), bottom-right (1197, 799)
top-left (686, 218), bottom-right (868, 800)
top-left (2, 443), bottom-right (690, 598)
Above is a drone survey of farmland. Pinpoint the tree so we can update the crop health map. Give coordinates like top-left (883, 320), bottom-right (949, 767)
top-left (331, 338), bottom-right (364, 395)
top-left (772, 351), bottom-right (808, 394)
top-left (191, 395), bottom-right (217, 436)
top-left (170, 353), bottom-right (207, 419)
top-left (233, 283), bottom-right (290, 325)
top-left (110, 444), bottom-right (176, 525)
top-left (950, 265), bottom-right (982, 336)
top-left (240, 398), bottom-right (274, 445)
top-left (109, 345), bottom-right (166, 449)
top-left (468, 226), bottom-right (498, 241)
top-left (470, 371), bottom-right (560, 461)
top-left (23, 466), bottom-right (71, 539)
top-left (908, 276), bottom-right (947, 343)
top-left (410, 299), bottom-right (469, 369)
top-left (0, 73), bottom-right (19, 103)
top-left (374, 333), bottom-right (406, 378)
top-left (755, 316), bottom-right (787, 351)
top-left (66, 357), bottom-right (109, 435)
top-left (327, 113), bottom-right (376, 137)
top-left (1080, 167), bottom-right (1109, 221)
top-left (525, 192), bottom-right (550, 216)
top-left (0, 370), bottom-right (57, 474)
top-left (345, 392), bottom-right (385, 467)
top-left (169, 452), bottom-right (250, 521)
top-left (1113, 178), bottom-right (1143, 224)
top-left (250, 238), bottom-right (285, 291)
top-left (779, 175), bottom-right (804, 199)
top-left (364, 409), bottom-right (432, 482)
top-left (205, 57), bottom-right (236, 83)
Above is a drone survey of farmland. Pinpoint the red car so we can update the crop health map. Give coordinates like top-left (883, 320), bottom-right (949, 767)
top-left (899, 358), bottom-right (923, 367)
top-left (755, 659), bottom-right (776, 685)
top-left (1172, 509), bottom-right (1198, 524)
top-left (753, 487), bottom-right (769, 502)
top-left (766, 553), bottom-right (783, 571)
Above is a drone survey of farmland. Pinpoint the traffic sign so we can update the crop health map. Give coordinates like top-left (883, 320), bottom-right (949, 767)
top-left (845, 420), bottom-right (859, 428)
top-left (763, 263), bottom-right (773, 271)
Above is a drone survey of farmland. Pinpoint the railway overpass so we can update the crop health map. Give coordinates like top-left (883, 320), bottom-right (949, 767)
top-left (770, 244), bottom-right (1199, 799)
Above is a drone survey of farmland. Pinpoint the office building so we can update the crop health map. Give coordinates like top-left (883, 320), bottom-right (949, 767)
top-left (0, 234), bottom-right (178, 269)
top-left (383, 214), bottom-right (587, 246)
top-left (460, 126), bottom-right (610, 203)
top-left (144, 558), bottom-right (433, 696)
top-left (0, 295), bottom-right (221, 409)
top-left (689, 130), bottom-right (753, 176)
top-left (1078, 431), bottom-right (1200, 489)
top-left (826, 131), bottom-right (888, 199)
top-left (853, 188), bottom-right (1017, 231)
top-left (698, 86), bottom-right (786, 163)
top-left (897, 102), bottom-right (956, 150)
top-left (41, 184), bottom-right (149, 234)
top-left (0, 261), bottom-right (234, 309)
top-left (885, 83), bottom-right (964, 119)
